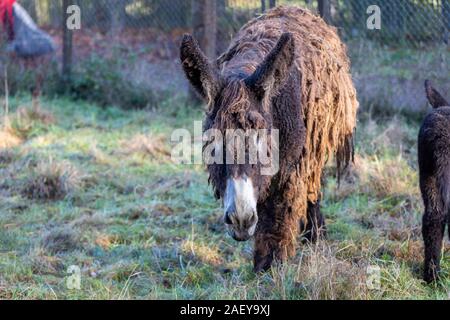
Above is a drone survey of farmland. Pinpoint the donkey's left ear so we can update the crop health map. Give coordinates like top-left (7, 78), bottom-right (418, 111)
top-left (245, 33), bottom-right (295, 100)
top-left (425, 80), bottom-right (449, 109)
top-left (180, 34), bottom-right (220, 104)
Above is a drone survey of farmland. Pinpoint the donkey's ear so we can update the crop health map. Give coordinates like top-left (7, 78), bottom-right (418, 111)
top-left (425, 80), bottom-right (449, 109)
top-left (180, 34), bottom-right (220, 103)
top-left (245, 33), bottom-right (295, 100)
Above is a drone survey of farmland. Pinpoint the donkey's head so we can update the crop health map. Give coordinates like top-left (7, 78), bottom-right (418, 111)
top-left (180, 33), bottom-right (295, 241)
top-left (425, 80), bottom-right (449, 108)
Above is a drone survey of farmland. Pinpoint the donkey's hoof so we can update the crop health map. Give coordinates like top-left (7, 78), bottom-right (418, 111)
top-left (253, 255), bottom-right (273, 273)
top-left (423, 269), bottom-right (440, 284)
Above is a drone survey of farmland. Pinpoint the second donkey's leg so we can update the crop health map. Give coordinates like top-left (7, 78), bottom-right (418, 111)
top-left (423, 203), bottom-right (446, 283)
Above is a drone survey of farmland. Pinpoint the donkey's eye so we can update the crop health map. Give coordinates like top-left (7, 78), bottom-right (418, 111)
top-left (224, 214), bottom-right (233, 225)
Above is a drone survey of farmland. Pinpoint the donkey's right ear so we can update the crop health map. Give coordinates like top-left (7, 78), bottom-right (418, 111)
top-left (425, 80), bottom-right (449, 109)
top-left (180, 34), bottom-right (220, 103)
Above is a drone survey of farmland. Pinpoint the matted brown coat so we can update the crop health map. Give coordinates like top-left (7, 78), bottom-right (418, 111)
top-left (180, 6), bottom-right (358, 271)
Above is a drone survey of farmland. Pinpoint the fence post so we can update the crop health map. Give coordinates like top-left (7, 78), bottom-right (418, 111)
top-left (62, 0), bottom-right (73, 89)
top-left (269, 0), bottom-right (277, 9)
top-left (261, 0), bottom-right (266, 13)
top-left (189, 0), bottom-right (217, 104)
top-left (444, 0), bottom-right (450, 44)
top-left (203, 0), bottom-right (217, 59)
top-left (318, 0), bottom-right (331, 24)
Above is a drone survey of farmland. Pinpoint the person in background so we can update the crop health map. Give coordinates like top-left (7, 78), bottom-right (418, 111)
top-left (0, 0), bottom-right (15, 43)
top-left (0, 0), bottom-right (56, 104)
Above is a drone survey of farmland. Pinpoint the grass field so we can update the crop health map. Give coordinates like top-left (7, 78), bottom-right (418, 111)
top-left (0, 94), bottom-right (449, 300)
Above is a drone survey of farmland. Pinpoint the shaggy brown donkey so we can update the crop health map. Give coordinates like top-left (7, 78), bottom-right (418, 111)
top-left (180, 6), bottom-right (358, 272)
top-left (419, 80), bottom-right (450, 283)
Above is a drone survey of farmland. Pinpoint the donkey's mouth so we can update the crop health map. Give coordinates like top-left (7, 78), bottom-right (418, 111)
top-left (227, 224), bottom-right (256, 242)
top-left (223, 176), bottom-right (258, 242)
top-left (230, 232), bottom-right (252, 242)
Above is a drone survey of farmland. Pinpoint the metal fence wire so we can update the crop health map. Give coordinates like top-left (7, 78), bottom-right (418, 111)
top-left (3, 0), bottom-right (448, 96)
top-left (2, 0), bottom-right (448, 110)
top-left (17, 0), bottom-right (450, 47)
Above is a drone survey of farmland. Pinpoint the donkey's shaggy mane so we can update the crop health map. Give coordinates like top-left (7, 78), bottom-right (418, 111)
top-left (216, 6), bottom-right (358, 257)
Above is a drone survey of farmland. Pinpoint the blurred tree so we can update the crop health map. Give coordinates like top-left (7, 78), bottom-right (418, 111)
top-left (49, 0), bottom-right (62, 28)
top-left (444, 0), bottom-right (450, 44)
top-left (203, 0), bottom-right (217, 59)
top-left (261, 0), bottom-right (276, 12)
top-left (192, 0), bottom-right (217, 57)
top-left (109, 0), bottom-right (127, 33)
top-left (318, 0), bottom-right (331, 23)
top-left (20, 0), bottom-right (37, 20)
top-left (189, 0), bottom-right (217, 104)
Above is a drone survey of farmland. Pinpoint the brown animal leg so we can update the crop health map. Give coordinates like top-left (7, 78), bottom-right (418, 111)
top-left (253, 234), bottom-right (275, 273)
top-left (422, 207), bottom-right (446, 283)
top-left (253, 207), bottom-right (277, 273)
top-left (300, 200), bottom-right (326, 243)
top-left (253, 202), bottom-right (304, 273)
top-left (252, 207), bottom-right (288, 272)
top-left (254, 228), bottom-right (288, 273)
top-left (253, 172), bottom-right (311, 273)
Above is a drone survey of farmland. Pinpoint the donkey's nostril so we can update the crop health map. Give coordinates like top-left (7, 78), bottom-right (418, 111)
top-left (224, 213), bottom-right (233, 225)
top-left (249, 212), bottom-right (258, 225)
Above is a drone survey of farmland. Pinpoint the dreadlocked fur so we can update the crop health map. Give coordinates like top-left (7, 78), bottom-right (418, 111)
top-left (219, 6), bottom-right (358, 197)
top-left (180, 6), bottom-right (358, 271)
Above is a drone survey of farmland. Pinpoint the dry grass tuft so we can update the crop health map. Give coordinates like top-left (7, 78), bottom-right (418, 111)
top-left (17, 104), bottom-right (55, 126)
top-left (8, 104), bottom-right (55, 139)
top-left (358, 156), bottom-right (418, 198)
top-left (370, 118), bottom-right (412, 152)
top-left (391, 240), bottom-right (424, 264)
top-left (0, 277), bottom-right (12, 300)
top-left (0, 98), bottom-right (54, 147)
top-left (0, 126), bottom-right (23, 149)
top-left (0, 148), bottom-right (17, 165)
top-left (27, 247), bottom-right (64, 275)
top-left (95, 234), bottom-right (118, 250)
top-left (339, 155), bottom-right (419, 199)
top-left (181, 240), bottom-right (223, 266)
top-left (42, 227), bottom-right (80, 254)
top-left (119, 134), bottom-right (170, 159)
top-left (88, 145), bottom-right (113, 166)
top-left (22, 159), bottom-right (83, 200)
top-left (292, 242), bottom-right (369, 300)
top-left (152, 204), bottom-right (174, 217)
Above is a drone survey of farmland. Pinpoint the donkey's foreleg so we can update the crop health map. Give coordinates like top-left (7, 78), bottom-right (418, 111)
top-left (253, 229), bottom-right (277, 273)
top-left (253, 172), bottom-right (309, 273)
top-left (253, 203), bottom-right (305, 273)
top-left (423, 205), bottom-right (446, 283)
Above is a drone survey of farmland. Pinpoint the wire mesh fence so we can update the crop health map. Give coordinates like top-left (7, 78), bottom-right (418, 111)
top-left (1, 0), bottom-right (449, 110)
top-left (8, 0), bottom-right (449, 78)
top-left (15, 0), bottom-right (450, 46)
